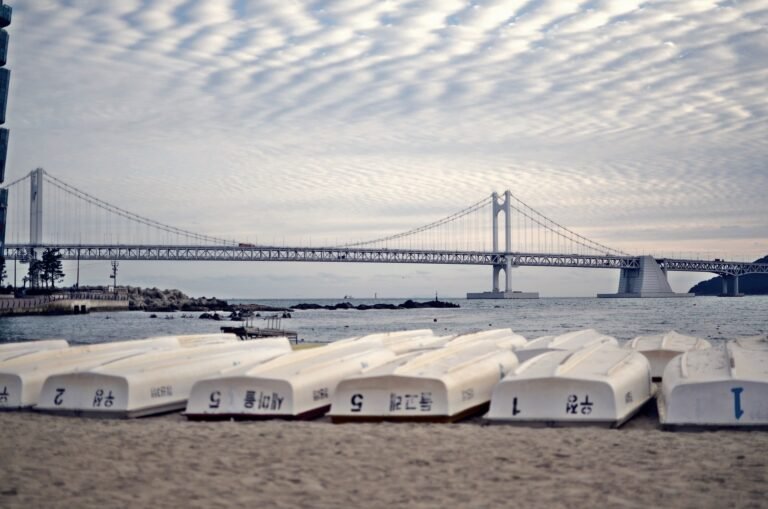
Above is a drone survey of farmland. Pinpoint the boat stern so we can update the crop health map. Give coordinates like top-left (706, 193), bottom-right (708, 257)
top-left (486, 378), bottom-right (630, 427)
top-left (37, 373), bottom-right (134, 417)
top-left (660, 380), bottom-right (768, 429)
top-left (329, 376), bottom-right (452, 423)
top-left (186, 376), bottom-right (297, 420)
top-left (0, 373), bottom-right (23, 409)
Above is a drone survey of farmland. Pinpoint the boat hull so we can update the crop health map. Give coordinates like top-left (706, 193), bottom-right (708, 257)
top-left (658, 341), bottom-right (768, 430)
top-left (642, 351), bottom-right (685, 382)
top-left (626, 331), bottom-right (711, 381)
top-left (486, 346), bottom-right (652, 428)
top-left (0, 340), bottom-right (69, 362)
top-left (486, 379), bottom-right (648, 428)
top-left (328, 337), bottom-right (522, 423)
top-left (0, 348), bottom-right (155, 409)
top-left (658, 380), bottom-right (768, 430)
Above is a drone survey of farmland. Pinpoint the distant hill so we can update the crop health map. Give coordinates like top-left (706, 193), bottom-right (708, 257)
top-left (688, 255), bottom-right (768, 295)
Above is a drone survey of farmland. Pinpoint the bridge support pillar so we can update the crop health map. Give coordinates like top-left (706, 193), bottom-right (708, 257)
top-left (491, 261), bottom-right (515, 293)
top-left (720, 275), bottom-right (742, 297)
top-left (598, 255), bottom-right (694, 298)
top-left (467, 191), bottom-right (539, 300)
top-left (492, 264), bottom-right (502, 292)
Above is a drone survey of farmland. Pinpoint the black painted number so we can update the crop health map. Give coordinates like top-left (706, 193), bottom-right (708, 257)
top-left (209, 390), bottom-right (221, 409)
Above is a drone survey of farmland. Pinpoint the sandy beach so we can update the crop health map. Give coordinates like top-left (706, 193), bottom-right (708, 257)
top-left (1, 407), bottom-right (766, 509)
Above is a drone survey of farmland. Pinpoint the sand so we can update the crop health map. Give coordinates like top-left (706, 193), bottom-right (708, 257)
top-left (1, 409), bottom-right (766, 509)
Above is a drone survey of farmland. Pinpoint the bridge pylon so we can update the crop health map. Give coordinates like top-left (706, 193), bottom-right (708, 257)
top-left (720, 274), bottom-right (742, 297)
top-left (597, 256), bottom-right (693, 298)
top-left (467, 190), bottom-right (539, 300)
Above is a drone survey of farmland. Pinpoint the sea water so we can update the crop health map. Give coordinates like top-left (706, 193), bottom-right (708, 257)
top-left (0, 296), bottom-right (765, 345)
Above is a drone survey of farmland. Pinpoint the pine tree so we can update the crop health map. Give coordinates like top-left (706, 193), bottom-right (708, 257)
top-left (41, 248), bottom-right (65, 288)
top-left (27, 259), bottom-right (42, 288)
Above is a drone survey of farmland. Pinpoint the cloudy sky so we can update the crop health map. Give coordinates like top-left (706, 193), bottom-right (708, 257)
top-left (4, 0), bottom-right (767, 298)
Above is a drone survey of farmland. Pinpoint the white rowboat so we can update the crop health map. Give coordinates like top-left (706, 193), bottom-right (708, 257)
top-left (626, 331), bottom-right (711, 381)
top-left (515, 329), bottom-right (618, 363)
top-left (446, 328), bottom-right (527, 348)
top-left (658, 337), bottom-right (768, 429)
top-left (486, 343), bottom-right (652, 428)
top-left (0, 339), bottom-right (69, 362)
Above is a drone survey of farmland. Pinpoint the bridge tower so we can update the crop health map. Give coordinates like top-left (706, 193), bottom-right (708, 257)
top-left (24, 167), bottom-right (43, 288)
top-left (467, 190), bottom-right (538, 300)
top-left (29, 167), bottom-right (43, 245)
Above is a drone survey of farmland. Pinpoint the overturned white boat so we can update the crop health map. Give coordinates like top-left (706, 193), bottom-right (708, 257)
top-left (658, 337), bottom-right (768, 429)
top-left (36, 337), bottom-right (292, 418)
top-left (446, 328), bottom-right (527, 348)
top-left (0, 339), bottom-right (69, 362)
top-left (486, 343), bottom-right (652, 427)
top-left (336, 329), bottom-right (443, 353)
top-left (0, 333), bottom-right (238, 410)
top-left (185, 330), bottom-right (438, 420)
top-left (515, 329), bottom-right (618, 363)
top-left (626, 331), bottom-right (711, 381)
top-left (329, 329), bottom-right (525, 423)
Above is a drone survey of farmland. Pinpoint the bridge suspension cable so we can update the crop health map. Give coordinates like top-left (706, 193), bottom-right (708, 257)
top-left (0, 171), bottom-right (32, 188)
top-left (41, 171), bottom-right (237, 245)
top-left (1, 169), bottom-right (238, 246)
top-left (342, 196), bottom-right (493, 249)
top-left (506, 194), bottom-right (629, 256)
top-left (343, 189), bottom-right (628, 256)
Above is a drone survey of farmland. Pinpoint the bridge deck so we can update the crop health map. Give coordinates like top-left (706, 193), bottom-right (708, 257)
top-left (4, 245), bottom-right (766, 276)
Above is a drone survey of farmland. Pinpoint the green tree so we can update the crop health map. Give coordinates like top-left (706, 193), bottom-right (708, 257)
top-left (41, 248), bottom-right (65, 288)
top-left (27, 258), bottom-right (42, 288)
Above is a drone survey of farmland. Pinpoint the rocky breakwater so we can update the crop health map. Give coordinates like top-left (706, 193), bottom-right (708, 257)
top-left (125, 287), bottom-right (290, 314)
top-left (291, 299), bottom-right (460, 311)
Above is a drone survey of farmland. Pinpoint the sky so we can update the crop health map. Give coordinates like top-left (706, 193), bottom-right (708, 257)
top-left (3, 0), bottom-right (768, 298)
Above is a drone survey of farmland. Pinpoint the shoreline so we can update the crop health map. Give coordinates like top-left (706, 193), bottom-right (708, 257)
top-left (1, 409), bottom-right (765, 508)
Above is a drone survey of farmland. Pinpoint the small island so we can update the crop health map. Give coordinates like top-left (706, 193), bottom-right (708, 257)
top-left (291, 299), bottom-right (459, 311)
top-left (688, 254), bottom-right (768, 295)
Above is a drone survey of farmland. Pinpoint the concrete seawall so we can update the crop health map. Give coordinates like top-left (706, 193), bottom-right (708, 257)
top-left (0, 293), bottom-right (129, 316)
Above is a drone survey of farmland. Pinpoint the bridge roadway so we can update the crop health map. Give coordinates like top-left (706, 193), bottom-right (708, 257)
top-left (4, 244), bottom-right (767, 276)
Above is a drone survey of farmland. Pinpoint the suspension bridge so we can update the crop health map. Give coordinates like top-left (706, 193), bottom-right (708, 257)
top-left (1, 168), bottom-right (766, 298)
